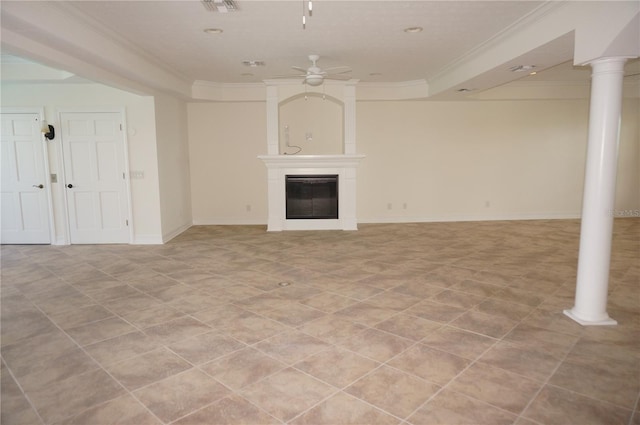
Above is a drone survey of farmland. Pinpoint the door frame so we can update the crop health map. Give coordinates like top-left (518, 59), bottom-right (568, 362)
top-left (1, 106), bottom-right (56, 244)
top-left (56, 107), bottom-right (134, 245)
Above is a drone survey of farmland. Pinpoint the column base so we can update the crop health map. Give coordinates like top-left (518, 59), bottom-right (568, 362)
top-left (563, 309), bottom-right (617, 326)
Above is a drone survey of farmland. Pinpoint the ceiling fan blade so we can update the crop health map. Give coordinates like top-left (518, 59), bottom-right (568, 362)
top-left (270, 74), bottom-right (306, 79)
top-left (291, 66), bottom-right (308, 73)
top-left (324, 66), bottom-right (351, 74)
top-left (325, 74), bottom-right (352, 80)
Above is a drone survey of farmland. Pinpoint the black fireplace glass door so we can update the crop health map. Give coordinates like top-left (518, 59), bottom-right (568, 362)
top-left (286, 175), bottom-right (338, 219)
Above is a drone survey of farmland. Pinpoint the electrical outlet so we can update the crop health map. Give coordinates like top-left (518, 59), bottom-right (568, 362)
top-left (50, 173), bottom-right (57, 183)
top-left (246, 204), bottom-right (252, 212)
top-left (387, 203), bottom-right (392, 210)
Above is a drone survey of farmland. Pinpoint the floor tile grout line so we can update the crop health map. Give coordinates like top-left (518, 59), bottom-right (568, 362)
top-left (629, 390), bottom-right (640, 425)
top-left (15, 294), bottom-right (165, 425)
top-left (511, 308), bottom-right (584, 424)
top-left (398, 284), bottom-right (570, 423)
top-left (0, 355), bottom-right (47, 425)
top-left (236, 316), bottom-right (411, 422)
top-left (283, 359), bottom-right (407, 424)
top-left (126, 365), bottom-right (232, 424)
top-left (3, 220), bottom-right (638, 424)
top-left (399, 326), bottom-right (506, 423)
top-left (166, 391), bottom-right (286, 425)
top-left (327, 310), bottom-right (467, 422)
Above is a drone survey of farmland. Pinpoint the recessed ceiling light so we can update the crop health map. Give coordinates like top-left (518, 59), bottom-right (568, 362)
top-left (369, 72), bottom-right (382, 76)
top-left (510, 65), bottom-right (536, 72)
top-left (242, 60), bottom-right (265, 67)
top-left (203, 28), bottom-right (223, 34)
top-left (457, 88), bottom-right (474, 93)
top-left (404, 26), bottom-right (423, 33)
top-left (529, 71), bottom-right (537, 75)
top-left (241, 72), bottom-right (254, 77)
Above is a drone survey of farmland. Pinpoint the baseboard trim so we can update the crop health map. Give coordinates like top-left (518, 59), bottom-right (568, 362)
top-left (192, 218), bottom-right (267, 226)
top-left (189, 213), bottom-right (581, 228)
top-left (162, 223), bottom-right (193, 243)
top-left (131, 234), bottom-right (164, 245)
top-left (358, 212), bottom-right (581, 224)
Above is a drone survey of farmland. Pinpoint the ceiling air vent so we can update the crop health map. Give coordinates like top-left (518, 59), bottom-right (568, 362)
top-left (202, 0), bottom-right (239, 12)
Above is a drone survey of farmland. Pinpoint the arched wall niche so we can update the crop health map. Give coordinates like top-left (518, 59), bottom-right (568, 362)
top-left (264, 81), bottom-right (357, 156)
top-left (278, 92), bottom-right (344, 155)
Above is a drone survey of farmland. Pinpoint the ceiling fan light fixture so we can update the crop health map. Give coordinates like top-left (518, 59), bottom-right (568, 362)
top-left (203, 28), bottom-right (223, 34)
top-left (305, 75), bottom-right (324, 86)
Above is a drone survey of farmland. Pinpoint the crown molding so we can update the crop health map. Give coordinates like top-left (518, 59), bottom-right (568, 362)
top-left (429, 1), bottom-right (565, 84)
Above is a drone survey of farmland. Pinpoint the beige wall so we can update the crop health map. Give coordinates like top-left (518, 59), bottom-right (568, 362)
top-left (1, 82), bottom-right (164, 243)
top-left (5, 81), bottom-right (637, 240)
top-left (357, 98), bottom-right (639, 222)
top-left (187, 97), bottom-right (639, 225)
top-left (154, 93), bottom-right (192, 240)
top-left (187, 101), bottom-right (267, 224)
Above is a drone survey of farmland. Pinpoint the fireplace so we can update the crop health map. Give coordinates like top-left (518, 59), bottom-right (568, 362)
top-left (259, 83), bottom-right (363, 231)
top-left (286, 175), bottom-right (338, 219)
top-left (258, 155), bottom-right (364, 231)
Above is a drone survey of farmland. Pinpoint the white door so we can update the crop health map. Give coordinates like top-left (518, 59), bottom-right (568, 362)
top-left (1, 113), bottom-right (52, 244)
top-left (61, 112), bottom-right (129, 244)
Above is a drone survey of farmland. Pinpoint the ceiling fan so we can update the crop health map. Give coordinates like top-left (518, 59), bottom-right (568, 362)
top-left (275, 55), bottom-right (352, 86)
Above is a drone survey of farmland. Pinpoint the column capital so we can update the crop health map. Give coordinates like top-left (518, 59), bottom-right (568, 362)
top-left (586, 56), bottom-right (631, 72)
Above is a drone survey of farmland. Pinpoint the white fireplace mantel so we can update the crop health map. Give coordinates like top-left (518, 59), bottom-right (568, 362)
top-left (259, 154), bottom-right (365, 231)
top-left (260, 82), bottom-right (363, 231)
top-left (259, 154), bottom-right (365, 169)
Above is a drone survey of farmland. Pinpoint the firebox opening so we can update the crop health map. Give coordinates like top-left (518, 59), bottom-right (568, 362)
top-left (286, 175), bottom-right (338, 219)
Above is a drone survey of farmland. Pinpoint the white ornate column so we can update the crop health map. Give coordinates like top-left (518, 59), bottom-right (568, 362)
top-left (564, 57), bottom-right (628, 326)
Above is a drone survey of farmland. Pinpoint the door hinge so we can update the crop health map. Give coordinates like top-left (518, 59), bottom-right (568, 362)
top-left (126, 219), bottom-right (129, 226)
top-left (119, 124), bottom-right (123, 131)
top-left (122, 172), bottom-right (125, 179)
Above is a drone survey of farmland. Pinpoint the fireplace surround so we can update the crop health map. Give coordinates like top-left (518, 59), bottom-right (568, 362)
top-left (258, 154), bottom-right (364, 231)
top-left (259, 82), bottom-right (364, 231)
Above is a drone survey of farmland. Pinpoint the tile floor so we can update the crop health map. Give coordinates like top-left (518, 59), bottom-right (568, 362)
top-left (1, 219), bottom-right (638, 425)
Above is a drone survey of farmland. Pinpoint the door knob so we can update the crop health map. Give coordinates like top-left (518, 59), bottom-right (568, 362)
top-left (67, 184), bottom-right (73, 188)
top-left (32, 184), bottom-right (44, 189)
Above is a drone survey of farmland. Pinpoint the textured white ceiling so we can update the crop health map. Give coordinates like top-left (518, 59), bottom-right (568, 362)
top-left (65, 0), bottom-right (545, 84)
